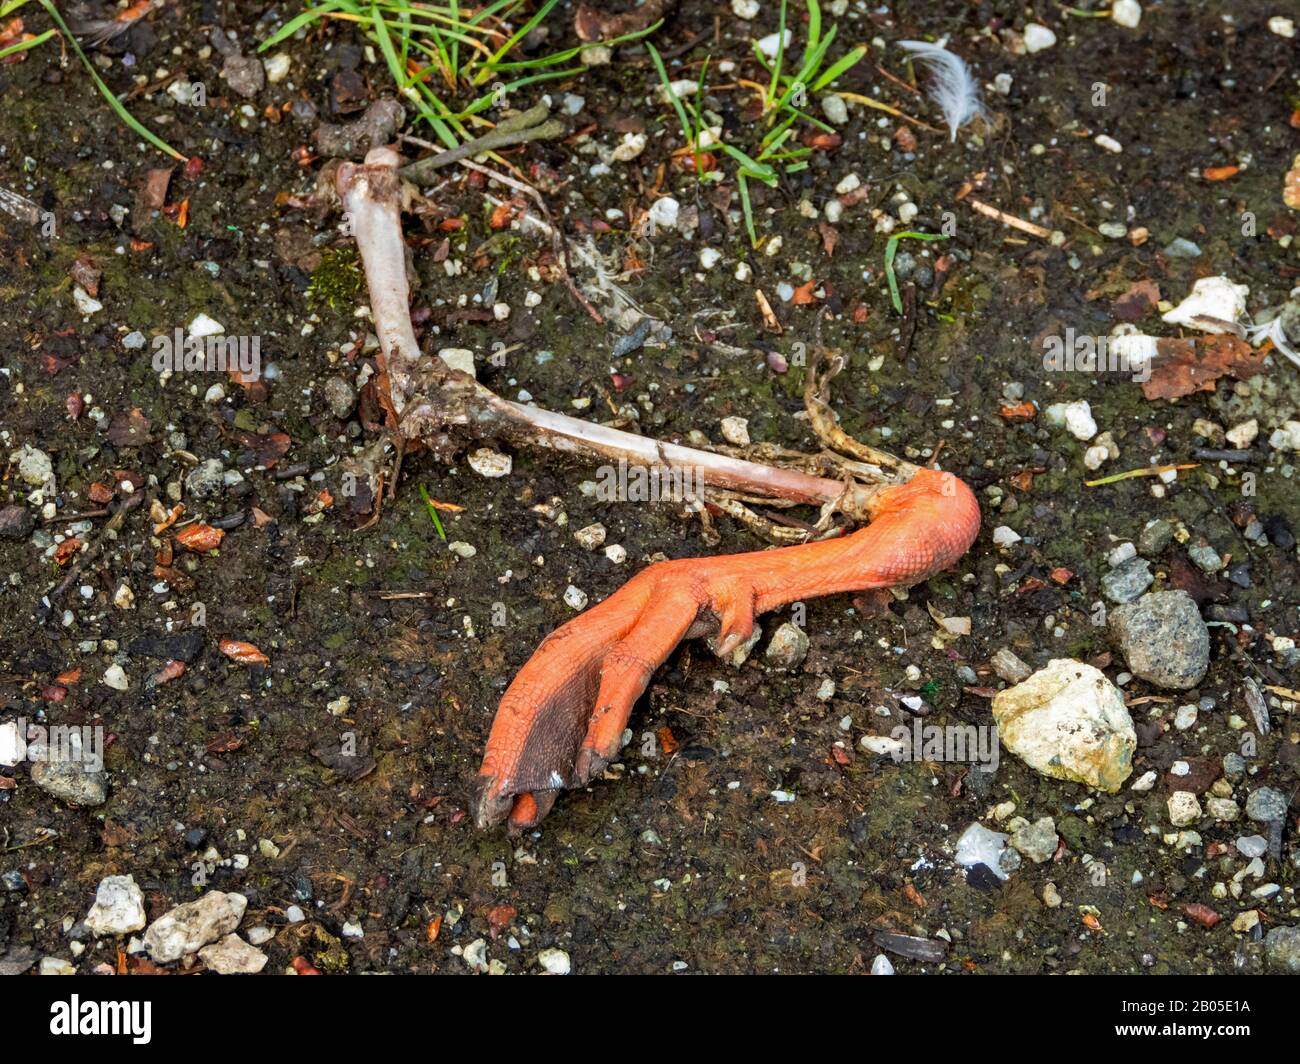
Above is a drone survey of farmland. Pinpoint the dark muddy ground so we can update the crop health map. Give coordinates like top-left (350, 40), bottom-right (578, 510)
top-left (1, 1), bottom-right (1298, 975)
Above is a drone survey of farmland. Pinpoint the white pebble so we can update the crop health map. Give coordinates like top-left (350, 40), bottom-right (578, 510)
top-left (1023, 24), bottom-right (1057, 52)
top-left (1111, 0), bottom-right (1142, 29)
top-left (720, 416), bottom-right (750, 446)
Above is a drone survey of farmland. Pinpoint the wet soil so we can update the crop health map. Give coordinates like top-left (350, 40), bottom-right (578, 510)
top-left (0, 1), bottom-right (1297, 974)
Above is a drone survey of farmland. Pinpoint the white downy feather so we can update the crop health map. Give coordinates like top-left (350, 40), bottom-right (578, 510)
top-left (899, 40), bottom-right (985, 142)
top-left (1245, 316), bottom-right (1300, 369)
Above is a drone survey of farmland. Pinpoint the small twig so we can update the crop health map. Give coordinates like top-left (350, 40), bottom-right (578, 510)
top-left (1192, 448), bottom-right (1254, 463)
top-left (370, 591), bottom-right (439, 601)
top-left (43, 509), bottom-right (110, 524)
top-left (961, 195), bottom-right (1052, 240)
top-left (397, 103), bottom-right (565, 185)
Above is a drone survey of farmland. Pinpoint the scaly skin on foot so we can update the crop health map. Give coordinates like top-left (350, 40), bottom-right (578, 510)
top-left (473, 467), bottom-right (981, 831)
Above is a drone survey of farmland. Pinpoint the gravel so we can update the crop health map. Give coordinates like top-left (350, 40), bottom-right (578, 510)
top-left (765, 622), bottom-right (809, 669)
top-left (1244, 786), bottom-right (1288, 824)
top-left (1009, 817), bottom-right (1058, 863)
top-left (185, 459), bottom-right (226, 499)
top-left (1101, 557), bottom-right (1153, 604)
top-left (31, 760), bottom-right (107, 807)
top-left (1109, 591), bottom-right (1210, 689)
top-left (1264, 926), bottom-right (1300, 973)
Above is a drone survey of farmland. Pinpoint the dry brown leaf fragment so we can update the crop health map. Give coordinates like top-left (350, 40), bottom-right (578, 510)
top-left (1141, 335), bottom-right (1266, 401)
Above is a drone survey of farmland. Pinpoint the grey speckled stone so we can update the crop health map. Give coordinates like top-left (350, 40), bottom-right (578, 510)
top-left (31, 760), bottom-right (107, 807)
top-left (1264, 926), bottom-right (1300, 973)
top-left (1101, 557), bottom-right (1153, 604)
top-left (1110, 591), bottom-right (1209, 690)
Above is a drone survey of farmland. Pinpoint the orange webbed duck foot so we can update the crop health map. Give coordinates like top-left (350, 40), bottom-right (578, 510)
top-left (472, 467), bottom-right (980, 832)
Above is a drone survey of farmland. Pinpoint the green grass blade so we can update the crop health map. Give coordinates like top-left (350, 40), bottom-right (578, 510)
top-left (475, 0), bottom-right (559, 83)
top-left (810, 43), bottom-right (866, 92)
top-left (647, 41), bottom-right (695, 149)
top-left (884, 231), bottom-right (947, 314)
top-left (720, 142), bottom-right (777, 183)
top-left (0, 25), bottom-right (53, 60)
top-left (418, 486), bottom-right (448, 541)
top-left (259, 1), bottom-right (353, 50)
top-left (802, 0), bottom-right (821, 70)
top-left (767, 0), bottom-right (787, 106)
top-left (738, 172), bottom-right (758, 247)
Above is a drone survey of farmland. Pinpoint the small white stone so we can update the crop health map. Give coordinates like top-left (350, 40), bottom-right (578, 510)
top-left (731, 0), bottom-right (760, 20)
top-left (198, 933), bottom-right (268, 974)
top-left (72, 285), bottom-right (103, 316)
top-left (1094, 134), bottom-right (1123, 153)
top-left (13, 445), bottom-right (53, 486)
top-left (992, 525), bottom-right (1022, 547)
top-left (720, 416), bottom-right (750, 446)
top-left (1174, 704), bottom-right (1198, 730)
top-left (1111, 0), bottom-right (1142, 28)
top-left (564, 585), bottom-right (588, 610)
top-left (992, 660), bottom-right (1135, 792)
top-left (574, 523), bottom-right (606, 551)
top-left (1044, 399), bottom-right (1097, 441)
top-left (835, 173), bottom-right (861, 196)
top-left (699, 248), bottom-right (723, 270)
top-left (861, 735), bottom-right (905, 757)
top-left (656, 79), bottom-right (699, 104)
top-left (537, 947), bottom-right (571, 975)
top-left (438, 348), bottom-right (476, 377)
top-left (756, 29), bottom-right (791, 59)
top-left (188, 313), bottom-right (225, 338)
top-left (1167, 791), bottom-right (1202, 827)
top-left (448, 541), bottom-right (477, 559)
top-left (871, 954), bottom-right (895, 975)
top-left (612, 132), bottom-right (647, 162)
top-left (1206, 797), bottom-right (1240, 822)
top-left (86, 875), bottom-right (147, 935)
top-left (1023, 23), bottom-right (1057, 52)
top-left (113, 583), bottom-right (135, 610)
top-left (604, 544), bottom-right (627, 564)
top-left (103, 664), bottom-right (129, 691)
top-left (821, 93), bottom-right (849, 125)
top-left (467, 448), bottom-right (512, 478)
top-left (263, 54), bottom-right (291, 83)
top-left (955, 823), bottom-right (1011, 880)
top-left (897, 201), bottom-right (918, 224)
top-left (1083, 444), bottom-right (1110, 471)
top-left (647, 196), bottom-right (680, 231)
top-left (1225, 419), bottom-right (1258, 448)
top-left (203, 383), bottom-right (226, 404)
top-left (1267, 16), bottom-right (1295, 38)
